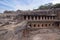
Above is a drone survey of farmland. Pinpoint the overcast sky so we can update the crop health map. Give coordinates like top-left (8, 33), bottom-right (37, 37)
top-left (0, 0), bottom-right (60, 13)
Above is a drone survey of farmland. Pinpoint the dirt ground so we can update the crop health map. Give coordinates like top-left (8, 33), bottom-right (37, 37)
top-left (27, 29), bottom-right (60, 40)
top-left (0, 27), bottom-right (60, 40)
top-left (29, 33), bottom-right (60, 40)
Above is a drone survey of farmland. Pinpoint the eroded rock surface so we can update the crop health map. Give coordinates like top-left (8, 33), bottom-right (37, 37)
top-left (0, 21), bottom-right (27, 40)
top-left (0, 21), bottom-right (60, 40)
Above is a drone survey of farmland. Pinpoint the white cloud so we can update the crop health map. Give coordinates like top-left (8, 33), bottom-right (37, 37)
top-left (1, 0), bottom-right (60, 13)
top-left (13, 0), bottom-right (60, 10)
top-left (0, 1), bottom-right (15, 8)
top-left (14, 0), bottom-right (45, 10)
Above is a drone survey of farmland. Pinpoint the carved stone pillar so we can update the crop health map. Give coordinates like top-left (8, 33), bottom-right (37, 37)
top-left (34, 16), bottom-right (35, 20)
top-left (26, 16), bottom-right (28, 20)
top-left (35, 16), bottom-right (37, 20)
top-left (32, 24), bottom-right (34, 28)
top-left (40, 16), bottom-right (42, 20)
top-left (30, 16), bottom-right (31, 20)
top-left (37, 16), bottom-right (39, 20)
top-left (46, 16), bottom-right (48, 20)
top-left (43, 16), bottom-right (45, 20)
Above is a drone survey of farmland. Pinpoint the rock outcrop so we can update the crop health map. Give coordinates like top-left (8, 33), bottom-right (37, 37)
top-left (0, 21), bottom-right (28, 40)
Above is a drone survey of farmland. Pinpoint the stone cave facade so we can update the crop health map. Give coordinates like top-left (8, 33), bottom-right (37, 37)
top-left (0, 8), bottom-right (60, 40)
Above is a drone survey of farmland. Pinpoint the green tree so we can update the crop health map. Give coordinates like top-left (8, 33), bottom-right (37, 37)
top-left (52, 3), bottom-right (60, 8)
top-left (38, 3), bottom-right (53, 9)
top-left (34, 3), bottom-right (60, 10)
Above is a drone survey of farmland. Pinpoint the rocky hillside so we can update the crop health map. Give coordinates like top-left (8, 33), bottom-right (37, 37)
top-left (0, 21), bottom-right (28, 40)
top-left (0, 21), bottom-right (60, 40)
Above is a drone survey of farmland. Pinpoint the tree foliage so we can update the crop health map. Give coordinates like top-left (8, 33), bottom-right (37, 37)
top-left (52, 3), bottom-right (60, 8)
top-left (37, 3), bottom-right (60, 10)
